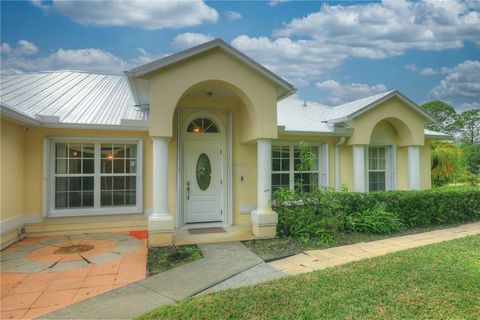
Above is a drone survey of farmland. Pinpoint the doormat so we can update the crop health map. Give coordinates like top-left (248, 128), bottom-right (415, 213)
top-left (188, 227), bottom-right (226, 234)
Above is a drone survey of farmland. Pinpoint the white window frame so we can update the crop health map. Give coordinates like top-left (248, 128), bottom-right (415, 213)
top-left (271, 142), bottom-right (328, 192)
top-left (43, 137), bottom-right (143, 217)
top-left (366, 145), bottom-right (395, 192)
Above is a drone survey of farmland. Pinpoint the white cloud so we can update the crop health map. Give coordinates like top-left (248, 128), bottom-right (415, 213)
top-left (0, 40), bottom-right (161, 73)
top-left (429, 60), bottom-right (480, 100)
top-left (1, 40), bottom-right (38, 56)
top-left (459, 102), bottom-right (480, 111)
top-left (226, 11), bottom-right (242, 21)
top-left (170, 32), bottom-right (214, 49)
top-left (315, 80), bottom-right (388, 105)
top-left (268, 0), bottom-right (289, 7)
top-left (31, 0), bottom-right (218, 30)
top-left (231, 0), bottom-right (480, 82)
top-left (404, 63), bottom-right (440, 75)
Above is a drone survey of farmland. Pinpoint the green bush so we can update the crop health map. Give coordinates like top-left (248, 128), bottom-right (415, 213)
top-left (272, 186), bottom-right (480, 239)
top-left (344, 203), bottom-right (404, 234)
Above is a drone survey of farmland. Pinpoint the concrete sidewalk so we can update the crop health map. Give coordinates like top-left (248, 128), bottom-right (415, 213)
top-left (39, 241), bottom-right (267, 319)
top-left (269, 222), bottom-right (480, 275)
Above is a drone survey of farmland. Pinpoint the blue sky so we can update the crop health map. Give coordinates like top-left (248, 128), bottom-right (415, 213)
top-left (1, 0), bottom-right (479, 111)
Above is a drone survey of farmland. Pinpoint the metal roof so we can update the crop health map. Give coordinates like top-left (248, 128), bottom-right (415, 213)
top-left (0, 71), bottom-right (145, 126)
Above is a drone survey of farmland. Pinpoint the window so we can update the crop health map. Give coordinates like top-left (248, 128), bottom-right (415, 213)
top-left (48, 139), bottom-right (142, 216)
top-left (367, 146), bottom-right (394, 192)
top-left (187, 117), bottom-right (219, 133)
top-left (272, 144), bottom-right (324, 193)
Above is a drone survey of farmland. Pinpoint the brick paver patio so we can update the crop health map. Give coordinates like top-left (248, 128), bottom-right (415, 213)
top-left (269, 222), bottom-right (480, 275)
top-left (1, 232), bottom-right (147, 319)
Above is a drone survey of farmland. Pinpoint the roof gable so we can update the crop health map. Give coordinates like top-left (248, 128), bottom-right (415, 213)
top-left (126, 38), bottom-right (295, 99)
top-left (327, 90), bottom-right (434, 123)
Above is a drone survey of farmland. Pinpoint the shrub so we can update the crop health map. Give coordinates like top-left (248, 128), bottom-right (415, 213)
top-left (344, 203), bottom-right (404, 234)
top-left (273, 186), bottom-right (480, 239)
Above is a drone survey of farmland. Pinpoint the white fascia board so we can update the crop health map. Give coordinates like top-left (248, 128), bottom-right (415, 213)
top-left (40, 122), bottom-right (149, 131)
top-left (1, 103), bottom-right (40, 126)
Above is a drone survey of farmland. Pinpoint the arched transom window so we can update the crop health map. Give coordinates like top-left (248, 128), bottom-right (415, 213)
top-left (187, 117), bottom-right (219, 133)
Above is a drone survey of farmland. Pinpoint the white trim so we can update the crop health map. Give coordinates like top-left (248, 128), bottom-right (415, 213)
top-left (408, 145), bottom-right (420, 190)
top-left (45, 137), bottom-right (144, 217)
top-left (0, 215), bottom-right (23, 235)
top-left (335, 137), bottom-right (346, 191)
top-left (352, 145), bottom-right (366, 192)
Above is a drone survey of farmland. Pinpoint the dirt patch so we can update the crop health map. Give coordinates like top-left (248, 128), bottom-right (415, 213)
top-left (54, 244), bottom-right (94, 254)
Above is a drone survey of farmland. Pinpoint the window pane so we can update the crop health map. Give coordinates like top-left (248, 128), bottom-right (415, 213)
top-left (272, 159), bottom-right (280, 171)
top-left (126, 191), bottom-right (136, 205)
top-left (113, 159), bottom-right (125, 173)
top-left (281, 173), bottom-right (289, 186)
top-left (272, 149), bottom-right (280, 158)
top-left (113, 191), bottom-right (125, 206)
top-left (272, 174), bottom-right (280, 186)
top-left (114, 144), bottom-right (125, 158)
top-left (55, 177), bottom-right (68, 192)
top-left (126, 160), bottom-right (137, 173)
top-left (68, 177), bottom-right (82, 192)
top-left (113, 176), bottom-right (125, 190)
top-left (101, 191), bottom-right (112, 206)
top-left (69, 192), bottom-right (82, 207)
top-left (56, 159), bottom-right (67, 174)
top-left (126, 177), bottom-right (136, 190)
top-left (369, 172), bottom-right (386, 191)
top-left (281, 159), bottom-right (289, 171)
top-left (83, 177), bottom-right (94, 191)
top-left (101, 145), bottom-right (113, 159)
top-left (69, 159), bottom-right (81, 174)
top-left (83, 159), bottom-right (94, 174)
top-left (83, 144), bottom-right (94, 158)
top-left (101, 176), bottom-right (112, 190)
top-left (83, 192), bottom-right (94, 207)
top-left (55, 192), bottom-right (68, 208)
top-left (69, 144), bottom-right (82, 158)
top-left (101, 159), bottom-right (112, 173)
top-left (56, 143), bottom-right (68, 157)
top-left (126, 145), bottom-right (137, 158)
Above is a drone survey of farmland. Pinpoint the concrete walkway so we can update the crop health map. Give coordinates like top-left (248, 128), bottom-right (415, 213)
top-left (269, 222), bottom-right (480, 275)
top-left (39, 241), bottom-right (269, 319)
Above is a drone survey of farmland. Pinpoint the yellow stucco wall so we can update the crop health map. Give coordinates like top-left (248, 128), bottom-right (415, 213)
top-left (148, 48), bottom-right (279, 143)
top-left (1, 118), bottom-right (25, 222)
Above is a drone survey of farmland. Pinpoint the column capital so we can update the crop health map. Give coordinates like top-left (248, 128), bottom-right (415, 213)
top-left (151, 136), bottom-right (171, 142)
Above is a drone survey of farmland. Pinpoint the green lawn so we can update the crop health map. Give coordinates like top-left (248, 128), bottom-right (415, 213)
top-left (243, 223), bottom-right (468, 261)
top-left (138, 235), bottom-right (480, 320)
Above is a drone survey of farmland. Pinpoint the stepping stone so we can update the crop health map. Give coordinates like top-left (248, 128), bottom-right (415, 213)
top-left (88, 252), bottom-right (121, 265)
top-left (111, 246), bottom-right (138, 254)
top-left (12, 261), bottom-right (50, 273)
top-left (1, 257), bottom-right (30, 269)
top-left (50, 260), bottom-right (88, 272)
top-left (1, 250), bottom-right (27, 261)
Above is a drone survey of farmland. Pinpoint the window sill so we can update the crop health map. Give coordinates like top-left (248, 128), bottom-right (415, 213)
top-left (48, 206), bottom-right (143, 218)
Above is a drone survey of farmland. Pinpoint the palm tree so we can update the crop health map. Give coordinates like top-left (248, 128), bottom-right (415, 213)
top-left (431, 142), bottom-right (464, 186)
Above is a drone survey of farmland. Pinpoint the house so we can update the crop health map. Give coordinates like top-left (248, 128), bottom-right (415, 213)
top-left (0, 39), bottom-right (448, 249)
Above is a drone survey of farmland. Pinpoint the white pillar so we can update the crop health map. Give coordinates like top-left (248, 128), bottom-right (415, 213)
top-left (408, 145), bottom-right (420, 190)
top-left (352, 145), bottom-right (366, 192)
top-left (251, 139), bottom-right (277, 238)
top-left (149, 137), bottom-right (173, 231)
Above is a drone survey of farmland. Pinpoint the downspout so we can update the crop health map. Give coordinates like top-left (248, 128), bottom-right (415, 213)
top-left (335, 137), bottom-right (346, 191)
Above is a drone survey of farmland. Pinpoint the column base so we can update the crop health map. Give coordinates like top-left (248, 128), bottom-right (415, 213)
top-left (251, 209), bottom-right (278, 239)
top-left (148, 215), bottom-right (174, 247)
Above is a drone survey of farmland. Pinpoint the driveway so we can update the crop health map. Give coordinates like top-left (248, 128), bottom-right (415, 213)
top-left (1, 232), bottom-right (147, 319)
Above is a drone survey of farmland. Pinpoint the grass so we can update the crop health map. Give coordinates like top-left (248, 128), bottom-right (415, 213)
top-left (243, 223), bottom-right (468, 261)
top-left (138, 234), bottom-right (480, 320)
top-left (147, 245), bottom-right (203, 276)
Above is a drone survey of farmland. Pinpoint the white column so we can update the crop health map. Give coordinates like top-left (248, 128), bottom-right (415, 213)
top-left (352, 145), bottom-right (366, 192)
top-left (408, 145), bottom-right (420, 190)
top-left (251, 139), bottom-right (277, 237)
top-left (149, 137), bottom-right (173, 230)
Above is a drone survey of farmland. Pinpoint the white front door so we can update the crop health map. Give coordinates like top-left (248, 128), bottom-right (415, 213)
top-left (184, 141), bottom-right (224, 223)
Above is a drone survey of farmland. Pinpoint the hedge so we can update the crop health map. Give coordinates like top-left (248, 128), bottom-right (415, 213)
top-left (272, 186), bottom-right (480, 239)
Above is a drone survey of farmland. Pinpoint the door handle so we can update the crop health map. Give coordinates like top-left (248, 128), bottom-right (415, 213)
top-left (186, 181), bottom-right (190, 200)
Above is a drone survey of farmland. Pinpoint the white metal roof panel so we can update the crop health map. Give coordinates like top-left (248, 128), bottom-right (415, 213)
top-left (0, 71), bottom-right (144, 126)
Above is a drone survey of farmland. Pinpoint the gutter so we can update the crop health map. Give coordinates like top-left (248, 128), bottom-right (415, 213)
top-left (1, 104), bottom-right (40, 126)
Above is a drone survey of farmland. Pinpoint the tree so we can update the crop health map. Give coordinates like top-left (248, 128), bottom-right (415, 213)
top-left (420, 100), bottom-right (457, 134)
top-left (430, 142), bottom-right (465, 186)
top-left (461, 143), bottom-right (480, 175)
top-left (454, 109), bottom-right (480, 144)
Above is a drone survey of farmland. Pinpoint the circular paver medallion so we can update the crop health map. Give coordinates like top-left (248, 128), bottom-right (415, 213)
top-left (0, 234), bottom-right (142, 273)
